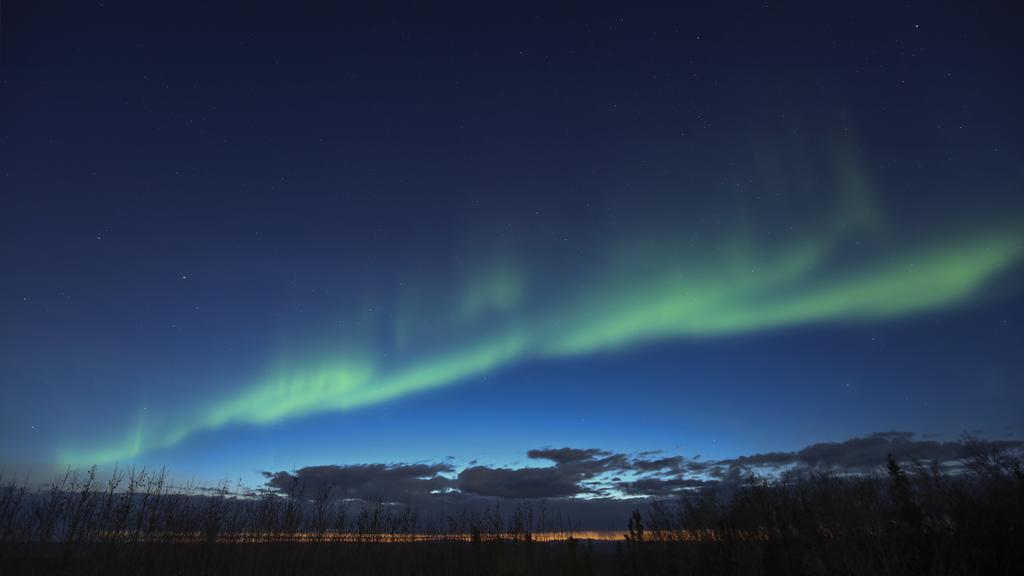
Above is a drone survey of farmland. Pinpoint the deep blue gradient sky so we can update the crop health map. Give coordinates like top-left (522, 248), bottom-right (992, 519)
top-left (2, 2), bottom-right (1023, 487)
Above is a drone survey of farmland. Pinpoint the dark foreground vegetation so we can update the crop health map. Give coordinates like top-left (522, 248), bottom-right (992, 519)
top-left (1, 443), bottom-right (1021, 575)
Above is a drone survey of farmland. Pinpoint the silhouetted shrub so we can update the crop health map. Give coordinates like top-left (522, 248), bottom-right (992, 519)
top-left (0, 444), bottom-right (1020, 575)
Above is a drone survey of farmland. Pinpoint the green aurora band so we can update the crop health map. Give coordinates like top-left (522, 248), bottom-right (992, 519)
top-left (59, 152), bottom-right (1024, 466)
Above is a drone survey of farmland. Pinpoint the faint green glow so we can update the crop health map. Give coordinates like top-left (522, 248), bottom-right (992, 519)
top-left (459, 263), bottom-right (525, 321)
top-left (350, 331), bottom-right (529, 407)
top-left (204, 361), bottom-right (374, 427)
top-left (60, 148), bottom-right (1024, 465)
top-left (60, 335), bottom-right (531, 465)
top-left (59, 408), bottom-right (147, 466)
top-left (546, 233), bottom-right (1020, 355)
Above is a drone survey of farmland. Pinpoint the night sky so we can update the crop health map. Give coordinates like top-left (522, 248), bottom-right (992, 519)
top-left (2, 2), bottom-right (1023, 504)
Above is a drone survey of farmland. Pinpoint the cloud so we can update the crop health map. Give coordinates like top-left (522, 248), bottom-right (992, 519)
top-left (615, 476), bottom-right (711, 497)
top-left (457, 466), bottom-right (582, 498)
top-left (263, 432), bottom-right (1024, 515)
top-left (715, 431), bottom-right (1024, 474)
top-left (265, 463), bottom-right (455, 502)
top-left (631, 456), bottom-right (685, 473)
top-left (526, 448), bottom-right (606, 465)
top-left (458, 447), bottom-right (632, 498)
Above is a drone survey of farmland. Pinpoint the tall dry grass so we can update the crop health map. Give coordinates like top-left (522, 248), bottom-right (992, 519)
top-left (623, 439), bottom-right (1023, 575)
top-left (0, 440), bottom-right (1020, 574)
top-left (0, 465), bottom-right (588, 575)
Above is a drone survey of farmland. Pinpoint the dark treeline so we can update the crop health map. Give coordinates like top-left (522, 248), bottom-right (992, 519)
top-left (622, 440), bottom-right (1023, 576)
top-left (0, 440), bottom-right (1021, 575)
top-left (0, 466), bottom-right (586, 575)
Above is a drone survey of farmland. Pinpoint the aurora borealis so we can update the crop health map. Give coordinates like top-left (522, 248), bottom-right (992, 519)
top-left (60, 207), bottom-right (1022, 465)
top-left (2, 3), bottom-right (1023, 489)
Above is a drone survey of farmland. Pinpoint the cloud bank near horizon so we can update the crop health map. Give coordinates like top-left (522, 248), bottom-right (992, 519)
top-left (263, 432), bottom-right (1024, 506)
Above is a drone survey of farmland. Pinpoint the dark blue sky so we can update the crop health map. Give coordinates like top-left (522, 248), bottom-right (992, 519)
top-left (2, 1), bottom-right (1022, 488)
